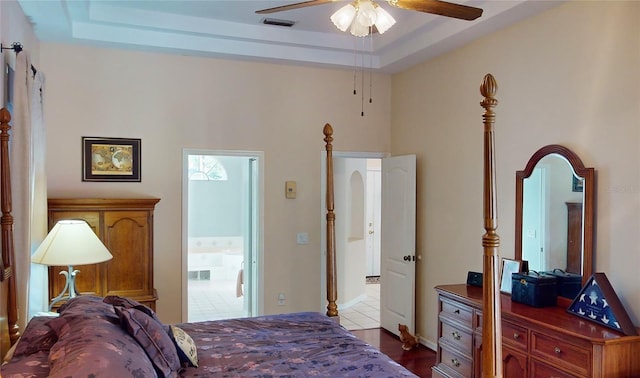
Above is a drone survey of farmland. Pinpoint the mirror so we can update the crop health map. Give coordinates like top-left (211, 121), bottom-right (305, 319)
top-left (515, 145), bottom-right (595, 291)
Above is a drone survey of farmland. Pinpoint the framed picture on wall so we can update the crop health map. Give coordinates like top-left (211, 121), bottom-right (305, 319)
top-left (82, 137), bottom-right (141, 182)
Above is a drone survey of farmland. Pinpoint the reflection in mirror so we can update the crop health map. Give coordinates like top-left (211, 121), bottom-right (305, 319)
top-left (521, 155), bottom-right (583, 273)
top-left (515, 145), bottom-right (595, 291)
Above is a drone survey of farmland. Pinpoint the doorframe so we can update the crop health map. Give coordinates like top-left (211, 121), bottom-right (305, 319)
top-left (181, 149), bottom-right (265, 322)
top-left (319, 150), bottom-right (386, 313)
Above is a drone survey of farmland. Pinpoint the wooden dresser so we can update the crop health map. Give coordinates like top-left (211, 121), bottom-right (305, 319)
top-left (432, 284), bottom-right (640, 378)
top-left (47, 198), bottom-right (160, 310)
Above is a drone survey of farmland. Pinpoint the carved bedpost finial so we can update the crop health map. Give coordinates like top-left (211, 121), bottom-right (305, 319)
top-left (480, 73), bottom-right (498, 112)
top-left (323, 123), bottom-right (333, 150)
top-left (0, 108), bottom-right (11, 125)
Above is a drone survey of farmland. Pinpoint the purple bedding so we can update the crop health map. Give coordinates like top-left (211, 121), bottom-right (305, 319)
top-left (1, 296), bottom-right (416, 378)
top-left (178, 312), bottom-right (416, 377)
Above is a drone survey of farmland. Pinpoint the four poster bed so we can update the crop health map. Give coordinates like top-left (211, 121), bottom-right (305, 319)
top-left (0, 74), bottom-right (503, 377)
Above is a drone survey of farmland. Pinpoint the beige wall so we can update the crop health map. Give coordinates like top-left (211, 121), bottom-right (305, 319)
top-left (392, 1), bottom-right (640, 345)
top-left (40, 43), bottom-right (392, 323)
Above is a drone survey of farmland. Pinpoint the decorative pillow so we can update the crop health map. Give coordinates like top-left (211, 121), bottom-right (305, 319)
top-left (115, 306), bottom-right (181, 378)
top-left (104, 295), bottom-right (159, 321)
top-left (169, 325), bottom-right (199, 367)
top-left (47, 313), bottom-right (158, 377)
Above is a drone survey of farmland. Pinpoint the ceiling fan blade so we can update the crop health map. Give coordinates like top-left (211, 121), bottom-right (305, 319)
top-left (256, 0), bottom-right (337, 14)
top-left (387, 0), bottom-right (483, 21)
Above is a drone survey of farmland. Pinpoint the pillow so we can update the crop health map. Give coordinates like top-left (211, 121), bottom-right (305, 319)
top-left (47, 313), bottom-right (158, 377)
top-left (59, 295), bottom-right (118, 320)
top-left (11, 316), bottom-right (58, 358)
top-left (169, 325), bottom-right (198, 367)
top-left (115, 306), bottom-right (181, 378)
top-left (104, 295), bottom-right (160, 321)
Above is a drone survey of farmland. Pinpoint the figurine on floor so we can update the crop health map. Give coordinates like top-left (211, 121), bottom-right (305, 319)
top-left (398, 323), bottom-right (419, 351)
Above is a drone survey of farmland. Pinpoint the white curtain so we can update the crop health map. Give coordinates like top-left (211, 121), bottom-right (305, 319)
top-left (12, 51), bottom-right (47, 327)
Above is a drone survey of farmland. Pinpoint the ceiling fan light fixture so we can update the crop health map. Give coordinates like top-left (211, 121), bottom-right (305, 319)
top-left (330, 0), bottom-right (396, 37)
top-left (373, 6), bottom-right (395, 34)
top-left (350, 19), bottom-right (371, 37)
top-left (330, 3), bottom-right (357, 32)
top-left (355, 0), bottom-right (377, 27)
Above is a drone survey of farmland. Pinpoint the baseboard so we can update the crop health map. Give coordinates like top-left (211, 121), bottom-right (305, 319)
top-left (419, 336), bottom-right (437, 352)
top-left (338, 293), bottom-right (367, 309)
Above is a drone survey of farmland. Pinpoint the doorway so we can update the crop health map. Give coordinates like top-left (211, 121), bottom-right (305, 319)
top-left (320, 152), bottom-right (416, 335)
top-left (182, 150), bottom-right (263, 322)
top-left (322, 155), bottom-right (383, 331)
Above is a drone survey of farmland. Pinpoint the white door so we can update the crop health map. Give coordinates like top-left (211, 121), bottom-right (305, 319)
top-left (380, 155), bottom-right (416, 336)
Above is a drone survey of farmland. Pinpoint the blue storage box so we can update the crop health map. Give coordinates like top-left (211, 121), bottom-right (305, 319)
top-left (511, 271), bottom-right (557, 307)
top-left (545, 269), bottom-right (582, 299)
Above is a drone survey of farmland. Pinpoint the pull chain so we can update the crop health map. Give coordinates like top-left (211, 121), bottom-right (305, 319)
top-left (353, 36), bottom-right (358, 95)
top-left (361, 34), bottom-right (365, 117)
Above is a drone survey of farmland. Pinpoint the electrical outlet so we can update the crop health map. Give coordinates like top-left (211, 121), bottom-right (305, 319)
top-left (278, 293), bottom-right (285, 306)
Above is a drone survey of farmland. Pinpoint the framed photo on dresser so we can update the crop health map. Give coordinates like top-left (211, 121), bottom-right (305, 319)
top-left (500, 258), bottom-right (523, 294)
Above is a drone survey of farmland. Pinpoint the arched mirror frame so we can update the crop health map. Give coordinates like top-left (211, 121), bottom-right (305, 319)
top-left (515, 144), bottom-right (596, 287)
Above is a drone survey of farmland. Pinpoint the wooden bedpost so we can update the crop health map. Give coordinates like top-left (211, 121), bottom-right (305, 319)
top-left (480, 75), bottom-right (502, 377)
top-left (0, 108), bottom-right (19, 346)
top-left (323, 123), bottom-right (338, 318)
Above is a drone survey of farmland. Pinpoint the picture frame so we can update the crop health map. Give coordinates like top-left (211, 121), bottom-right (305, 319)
top-left (82, 137), bottom-right (141, 182)
top-left (572, 175), bottom-right (584, 192)
top-left (500, 258), bottom-right (523, 294)
top-left (567, 273), bottom-right (638, 336)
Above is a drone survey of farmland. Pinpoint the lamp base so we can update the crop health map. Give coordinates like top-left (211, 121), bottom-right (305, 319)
top-left (49, 265), bottom-right (79, 310)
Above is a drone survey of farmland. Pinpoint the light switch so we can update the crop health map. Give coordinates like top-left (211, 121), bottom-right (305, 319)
top-left (296, 232), bottom-right (308, 245)
top-left (285, 181), bottom-right (296, 199)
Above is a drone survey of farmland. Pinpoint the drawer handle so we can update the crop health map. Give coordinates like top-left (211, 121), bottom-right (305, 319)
top-left (452, 331), bottom-right (461, 340)
top-left (512, 332), bottom-right (519, 340)
top-left (454, 309), bottom-right (460, 314)
top-left (451, 358), bottom-right (460, 368)
top-left (554, 347), bottom-right (561, 354)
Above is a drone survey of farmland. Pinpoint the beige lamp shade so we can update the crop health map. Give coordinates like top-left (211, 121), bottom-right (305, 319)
top-left (32, 220), bottom-right (113, 266)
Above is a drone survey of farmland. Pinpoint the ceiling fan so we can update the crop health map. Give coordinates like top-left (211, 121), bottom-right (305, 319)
top-left (256, 0), bottom-right (483, 24)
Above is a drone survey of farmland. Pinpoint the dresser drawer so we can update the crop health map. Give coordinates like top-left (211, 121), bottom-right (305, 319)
top-left (502, 320), bottom-right (527, 351)
top-left (530, 359), bottom-right (583, 378)
top-left (439, 346), bottom-right (473, 377)
top-left (531, 331), bottom-right (590, 376)
top-left (440, 297), bottom-right (473, 328)
top-left (441, 320), bottom-right (473, 354)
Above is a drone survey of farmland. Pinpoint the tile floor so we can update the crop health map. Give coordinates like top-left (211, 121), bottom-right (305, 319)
top-left (188, 274), bottom-right (380, 330)
top-left (340, 283), bottom-right (381, 330)
top-left (188, 275), bottom-right (245, 322)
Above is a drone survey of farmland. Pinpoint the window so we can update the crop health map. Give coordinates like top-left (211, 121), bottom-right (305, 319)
top-left (188, 155), bottom-right (228, 181)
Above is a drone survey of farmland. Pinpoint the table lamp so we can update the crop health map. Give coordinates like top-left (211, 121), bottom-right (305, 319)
top-left (32, 220), bottom-right (113, 310)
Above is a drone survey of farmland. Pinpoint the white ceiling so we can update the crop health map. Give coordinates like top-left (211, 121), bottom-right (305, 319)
top-left (17, 0), bottom-right (562, 73)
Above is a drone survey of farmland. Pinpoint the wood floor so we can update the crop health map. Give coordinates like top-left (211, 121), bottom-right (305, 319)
top-left (351, 327), bottom-right (436, 377)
